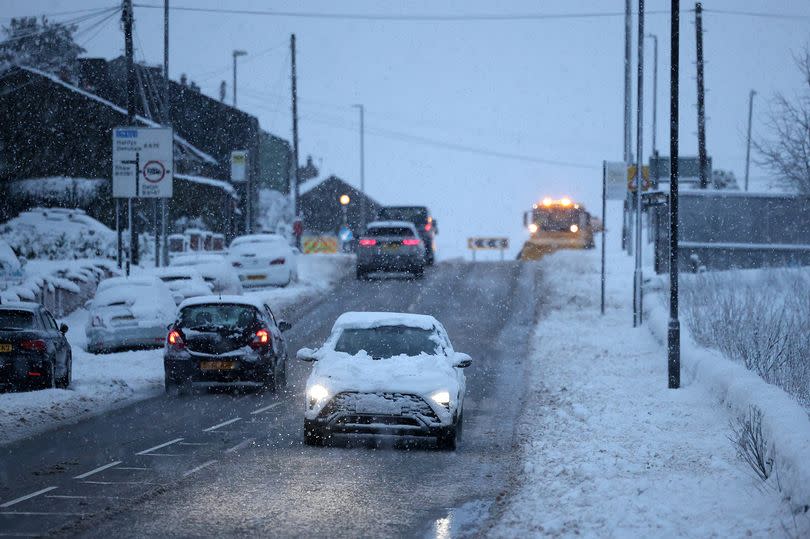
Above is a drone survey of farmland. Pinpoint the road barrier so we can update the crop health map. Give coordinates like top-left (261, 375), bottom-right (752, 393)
top-left (302, 235), bottom-right (339, 254)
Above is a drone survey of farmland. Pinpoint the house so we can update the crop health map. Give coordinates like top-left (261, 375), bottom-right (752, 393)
top-left (299, 175), bottom-right (383, 239)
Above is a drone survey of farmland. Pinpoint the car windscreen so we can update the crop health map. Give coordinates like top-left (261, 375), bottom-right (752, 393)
top-left (160, 275), bottom-right (192, 282)
top-left (379, 207), bottom-right (428, 224)
top-left (179, 304), bottom-right (259, 331)
top-left (534, 208), bottom-right (581, 232)
top-left (0, 310), bottom-right (36, 330)
top-left (334, 325), bottom-right (439, 359)
top-left (367, 227), bottom-right (413, 237)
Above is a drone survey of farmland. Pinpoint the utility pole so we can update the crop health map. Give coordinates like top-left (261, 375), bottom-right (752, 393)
top-left (232, 49), bottom-right (247, 108)
top-left (744, 89), bottom-right (756, 192)
top-left (647, 33), bottom-right (659, 184)
top-left (161, 0), bottom-right (169, 266)
top-left (291, 33), bottom-right (301, 247)
top-left (353, 104), bottom-right (366, 230)
top-left (695, 2), bottom-right (708, 189)
top-left (669, 0), bottom-right (681, 389)
top-left (623, 0), bottom-right (633, 254)
top-left (123, 0), bottom-right (137, 271)
top-left (633, 0), bottom-right (645, 327)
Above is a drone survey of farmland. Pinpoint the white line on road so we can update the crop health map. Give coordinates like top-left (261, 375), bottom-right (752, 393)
top-left (203, 418), bottom-right (242, 432)
top-left (182, 460), bottom-right (217, 477)
top-left (73, 460), bottom-right (122, 479)
top-left (225, 438), bottom-right (254, 453)
top-left (139, 453), bottom-right (183, 457)
top-left (81, 481), bottom-right (158, 485)
top-left (46, 495), bottom-right (133, 500)
top-left (178, 442), bottom-right (210, 446)
top-left (0, 486), bottom-right (57, 508)
top-left (250, 402), bottom-right (282, 415)
top-left (0, 511), bottom-right (87, 516)
top-left (114, 467), bottom-right (149, 471)
top-left (135, 437), bottom-right (184, 455)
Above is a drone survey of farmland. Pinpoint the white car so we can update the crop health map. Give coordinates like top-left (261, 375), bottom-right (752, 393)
top-left (170, 253), bottom-right (243, 295)
top-left (227, 234), bottom-right (299, 288)
top-left (297, 311), bottom-right (472, 450)
top-left (85, 276), bottom-right (178, 353)
top-left (149, 267), bottom-right (213, 305)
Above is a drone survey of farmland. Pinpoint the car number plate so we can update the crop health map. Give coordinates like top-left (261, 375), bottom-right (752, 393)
top-left (383, 243), bottom-right (399, 251)
top-left (200, 360), bottom-right (238, 371)
top-left (247, 274), bottom-right (266, 280)
top-left (0, 344), bottom-right (11, 353)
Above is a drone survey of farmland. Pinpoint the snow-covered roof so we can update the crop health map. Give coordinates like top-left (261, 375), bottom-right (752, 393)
top-left (149, 266), bottom-right (203, 279)
top-left (174, 174), bottom-right (236, 196)
top-left (0, 301), bottom-right (41, 310)
top-left (231, 233), bottom-right (286, 245)
top-left (366, 220), bottom-right (417, 229)
top-left (15, 65), bottom-right (217, 166)
top-left (332, 311), bottom-right (438, 331)
top-left (178, 295), bottom-right (269, 311)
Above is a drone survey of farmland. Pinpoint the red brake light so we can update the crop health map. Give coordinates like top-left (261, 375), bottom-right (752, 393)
top-left (359, 238), bottom-right (377, 247)
top-left (270, 258), bottom-right (285, 266)
top-left (424, 222), bottom-right (432, 232)
top-left (20, 339), bottom-right (46, 352)
top-left (251, 329), bottom-right (271, 349)
top-left (402, 238), bottom-right (420, 246)
top-left (167, 330), bottom-right (185, 349)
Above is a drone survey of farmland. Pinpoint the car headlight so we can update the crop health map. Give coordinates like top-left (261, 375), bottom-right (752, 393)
top-left (570, 224), bottom-right (579, 233)
top-left (307, 384), bottom-right (330, 405)
top-left (431, 390), bottom-right (451, 407)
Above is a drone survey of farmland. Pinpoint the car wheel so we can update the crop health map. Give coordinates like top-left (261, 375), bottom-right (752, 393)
top-left (275, 360), bottom-right (287, 389)
top-left (177, 377), bottom-right (193, 396)
top-left (56, 353), bottom-right (72, 389)
top-left (412, 266), bottom-right (425, 279)
top-left (42, 360), bottom-right (56, 390)
top-left (261, 368), bottom-right (276, 392)
top-left (436, 426), bottom-right (457, 450)
top-left (304, 421), bottom-right (326, 446)
top-left (356, 267), bottom-right (366, 280)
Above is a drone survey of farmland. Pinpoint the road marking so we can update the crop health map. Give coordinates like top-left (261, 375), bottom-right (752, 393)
top-left (73, 460), bottom-right (122, 479)
top-left (46, 495), bottom-right (133, 500)
top-left (225, 438), bottom-right (254, 453)
top-left (203, 418), bottom-right (241, 432)
top-left (139, 453), bottom-right (183, 457)
top-left (0, 533), bottom-right (43, 537)
top-left (135, 437), bottom-right (184, 455)
top-left (0, 486), bottom-right (57, 508)
top-left (0, 511), bottom-right (87, 516)
top-left (182, 460), bottom-right (217, 477)
top-left (178, 442), bottom-right (210, 446)
top-left (250, 402), bottom-right (282, 415)
top-left (115, 467), bottom-right (149, 471)
top-left (81, 481), bottom-right (157, 485)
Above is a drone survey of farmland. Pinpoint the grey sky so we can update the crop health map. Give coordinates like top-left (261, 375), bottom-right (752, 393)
top-left (3, 0), bottom-right (809, 258)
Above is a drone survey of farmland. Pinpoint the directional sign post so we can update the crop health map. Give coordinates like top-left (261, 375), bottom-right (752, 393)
top-left (467, 237), bottom-right (509, 261)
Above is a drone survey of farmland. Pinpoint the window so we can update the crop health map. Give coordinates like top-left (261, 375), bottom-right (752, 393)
top-left (367, 227), bottom-right (414, 237)
top-left (179, 304), bottom-right (259, 330)
top-left (334, 325), bottom-right (441, 359)
top-left (0, 310), bottom-right (36, 329)
top-left (43, 311), bottom-right (59, 331)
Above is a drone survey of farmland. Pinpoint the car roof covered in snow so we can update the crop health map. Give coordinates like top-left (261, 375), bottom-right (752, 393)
top-left (0, 301), bottom-right (41, 311)
top-left (365, 220), bottom-right (418, 230)
top-left (97, 275), bottom-right (162, 289)
top-left (178, 295), bottom-right (271, 312)
top-left (149, 267), bottom-right (203, 278)
top-left (230, 234), bottom-right (287, 246)
top-left (171, 254), bottom-right (226, 266)
top-left (332, 311), bottom-right (438, 331)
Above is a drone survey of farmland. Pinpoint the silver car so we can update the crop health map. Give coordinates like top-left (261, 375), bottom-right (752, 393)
top-left (356, 221), bottom-right (426, 279)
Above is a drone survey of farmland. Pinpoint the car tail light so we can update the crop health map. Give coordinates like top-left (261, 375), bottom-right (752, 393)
top-left (231, 261), bottom-right (243, 268)
top-left (20, 339), bottom-right (46, 352)
top-left (28, 371), bottom-right (42, 377)
top-left (402, 238), bottom-right (420, 246)
top-left (167, 329), bottom-right (185, 349)
top-left (251, 328), bottom-right (271, 349)
top-left (270, 258), bottom-right (285, 266)
top-left (359, 238), bottom-right (377, 247)
top-left (424, 222), bottom-right (432, 232)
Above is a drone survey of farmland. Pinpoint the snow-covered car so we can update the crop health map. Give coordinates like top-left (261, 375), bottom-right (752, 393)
top-left (297, 311), bottom-right (472, 449)
top-left (85, 276), bottom-right (178, 354)
top-left (356, 221), bottom-right (426, 279)
top-left (148, 267), bottom-right (214, 305)
top-left (227, 234), bottom-right (299, 288)
top-left (164, 296), bottom-right (291, 394)
top-left (170, 253), bottom-right (243, 295)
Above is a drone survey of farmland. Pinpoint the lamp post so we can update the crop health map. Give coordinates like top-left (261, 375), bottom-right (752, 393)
top-left (352, 104), bottom-right (366, 230)
top-left (744, 89), bottom-right (756, 191)
top-left (232, 49), bottom-right (247, 107)
top-left (646, 33), bottom-right (659, 181)
top-left (339, 194), bottom-right (350, 227)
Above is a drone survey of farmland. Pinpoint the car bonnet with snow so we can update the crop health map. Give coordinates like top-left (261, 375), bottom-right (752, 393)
top-left (303, 312), bottom-right (466, 422)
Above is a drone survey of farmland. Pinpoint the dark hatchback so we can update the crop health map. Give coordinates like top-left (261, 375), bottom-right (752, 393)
top-left (0, 302), bottom-right (72, 390)
top-left (378, 206), bottom-right (438, 265)
top-left (164, 296), bottom-right (291, 394)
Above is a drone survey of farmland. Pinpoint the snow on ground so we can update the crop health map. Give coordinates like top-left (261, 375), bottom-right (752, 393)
top-left (0, 254), bottom-right (353, 447)
top-left (489, 217), bottom-right (808, 537)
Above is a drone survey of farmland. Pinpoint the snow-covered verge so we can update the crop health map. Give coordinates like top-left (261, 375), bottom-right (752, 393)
top-left (0, 253), bottom-right (352, 447)
top-left (488, 247), bottom-right (808, 537)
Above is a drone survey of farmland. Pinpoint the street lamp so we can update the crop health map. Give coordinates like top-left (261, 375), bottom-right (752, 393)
top-left (352, 104), bottom-right (366, 230)
top-left (646, 33), bottom-right (659, 182)
top-left (339, 194), bottom-right (350, 226)
top-left (744, 89), bottom-right (756, 192)
top-left (232, 49), bottom-right (247, 107)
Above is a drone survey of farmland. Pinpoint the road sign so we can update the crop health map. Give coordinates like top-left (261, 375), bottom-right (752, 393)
top-left (605, 161), bottom-right (627, 200)
top-left (468, 237), bottom-right (509, 250)
top-left (627, 164), bottom-right (652, 192)
top-left (230, 151), bottom-right (247, 183)
top-left (112, 127), bottom-right (173, 198)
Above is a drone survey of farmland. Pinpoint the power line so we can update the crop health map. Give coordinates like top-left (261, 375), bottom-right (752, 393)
top-left (0, 6), bottom-right (120, 21)
top-left (0, 7), bottom-right (120, 45)
top-left (702, 8), bottom-right (810, 21)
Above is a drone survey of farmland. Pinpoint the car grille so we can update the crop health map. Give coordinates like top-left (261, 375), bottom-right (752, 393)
top-left (319, 392), bottom-right (440, 424)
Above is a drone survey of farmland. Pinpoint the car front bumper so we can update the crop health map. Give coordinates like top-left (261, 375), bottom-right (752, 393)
top-left (164, 352), bottom-right (274, 384)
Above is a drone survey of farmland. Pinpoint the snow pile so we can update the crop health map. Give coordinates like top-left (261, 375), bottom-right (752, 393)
top-left (0, 258), bottom-right (116, 305)
top-left (1, 207), bottom-right (116, 260)
top-left (256, 188), bottom-right (294, 238)
top-left (0, 239), bottom-right (22, 276)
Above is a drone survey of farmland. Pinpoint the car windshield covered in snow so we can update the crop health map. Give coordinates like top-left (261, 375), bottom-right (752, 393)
top-left (0, 309), bottom-right (35, 329)
top-left (334, 325), bottom-right (440, 359)
top-left (179, 304), bottom-right (258, 331)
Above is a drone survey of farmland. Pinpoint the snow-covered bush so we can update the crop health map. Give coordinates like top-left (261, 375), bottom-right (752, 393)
top-left (682, 268), bottom-right (810, 407)
top-left (1, 208), bottom-right (116, 260)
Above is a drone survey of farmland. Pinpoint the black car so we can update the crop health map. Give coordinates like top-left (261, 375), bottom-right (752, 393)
top-left (164, 296), bottom-right (291, 394)
top-left (0, 302), bottom-right (72, 390)
top-left (378, 206), bottom-right (438, 265)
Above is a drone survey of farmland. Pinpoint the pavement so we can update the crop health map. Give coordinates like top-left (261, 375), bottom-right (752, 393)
top-left (0, 260), bottom-right (541, 538)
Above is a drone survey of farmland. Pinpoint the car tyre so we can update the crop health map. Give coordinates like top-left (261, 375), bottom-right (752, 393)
top-left (436, 413), bottom-right (461, 451)
top-left (304, 421), bottom-right (326, 446)
top-left (412, 266), bottom-right (425, 280)
top-left (356, 267), bottom-right (366, 280)
top-left (56, 352), bottom-right (72, 389)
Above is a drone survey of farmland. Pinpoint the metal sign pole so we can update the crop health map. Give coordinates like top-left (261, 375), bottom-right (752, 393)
top-left (127, 197), bottom-right (133, 276)
top-left (154, 199), bottom-right (159, 267)
top-left (116, 199), bottom-right (122, 268)
top-left (601, 161), bottom-right (607, 315)
top-left (634, 0), bottom-right (645, 327)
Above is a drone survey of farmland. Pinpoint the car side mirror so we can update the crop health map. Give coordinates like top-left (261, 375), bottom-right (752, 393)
top-left (296, 347), bottom-right (317, 361)
top-left (452, 352), bottom-right (472, 368)
top-left (59, 323), bottom-right (69, 334)
top-left (278, 320), bottom-right (292, 332)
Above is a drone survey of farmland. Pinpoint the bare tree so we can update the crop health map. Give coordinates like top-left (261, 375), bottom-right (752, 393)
top-left (755, 46), bottom-right (810, 194)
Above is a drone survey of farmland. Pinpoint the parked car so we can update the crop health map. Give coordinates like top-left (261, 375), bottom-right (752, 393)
top-left (85, 276), bottom-right (178, 353)
top-left (149, 267), bottom-right (214, 305)
top-left (0, 302), bottom-right (71, 390)
top-left (164, 296), bottom-right (291, 394)
top-left (356, 221), bottom-right (426, 279)
top-left (378, 206), bottom-right (438, 265)
top-left (227, 234), bottom-right (299, 288)
top-left (297, 311), bottom-right (471, 449)
top-left (170, 253), bottom-right (243, 295)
